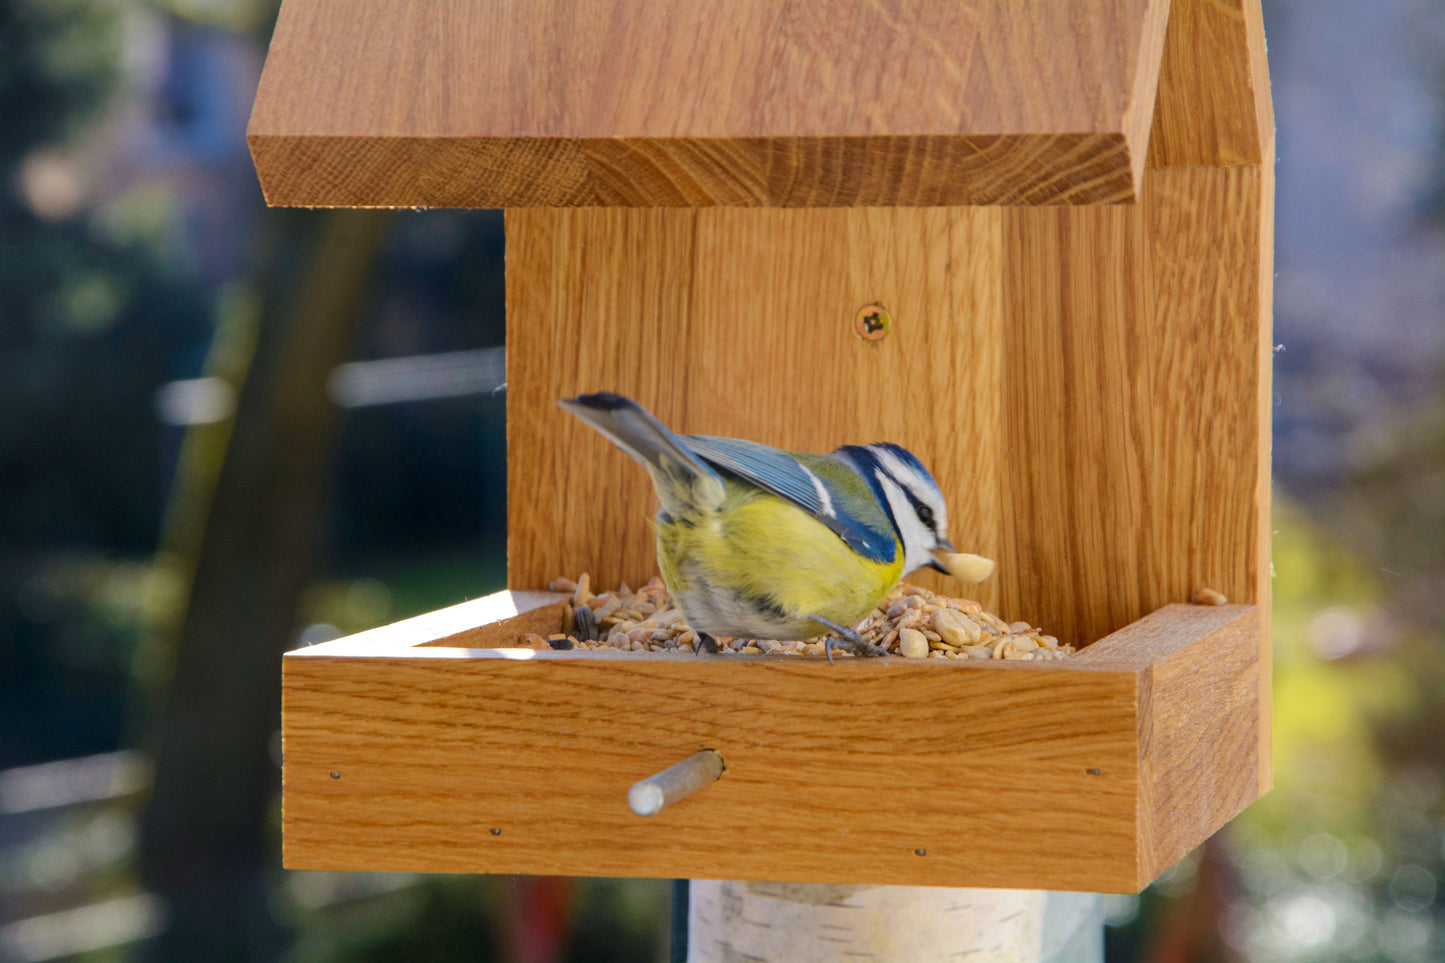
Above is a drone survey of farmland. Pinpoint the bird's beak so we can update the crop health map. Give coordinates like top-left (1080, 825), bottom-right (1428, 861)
top-left (928, 539), bottom-right (957, 573)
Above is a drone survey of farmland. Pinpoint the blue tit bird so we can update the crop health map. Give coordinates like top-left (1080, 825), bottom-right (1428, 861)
top-left (560, 392), bottom-right (958, 661)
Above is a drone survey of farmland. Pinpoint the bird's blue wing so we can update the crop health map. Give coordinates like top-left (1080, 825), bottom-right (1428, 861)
top-left (683, 435), bottom-right (897, 564)
top-left (684, 435), bottom-right (826, 514)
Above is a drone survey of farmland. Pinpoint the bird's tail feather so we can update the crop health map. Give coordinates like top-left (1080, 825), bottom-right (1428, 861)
top-left (560, 393), bottom-right (722, 500)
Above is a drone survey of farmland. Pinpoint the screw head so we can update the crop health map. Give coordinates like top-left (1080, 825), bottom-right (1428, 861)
top-left (854, 303), bottom-right (892, 342)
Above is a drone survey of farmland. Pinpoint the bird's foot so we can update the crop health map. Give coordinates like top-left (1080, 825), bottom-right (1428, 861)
top-left (574, 605), bottom-right (600, 642)
top-left (695, 632), bottom-right (720, 656)
top-left (824, 632), bottom-right (889, 664)
top-left (810, 615), bottom-right (889, 665)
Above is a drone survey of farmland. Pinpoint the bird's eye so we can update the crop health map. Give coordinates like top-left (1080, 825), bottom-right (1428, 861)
top-left (916, 504), bottom-right (934, 526)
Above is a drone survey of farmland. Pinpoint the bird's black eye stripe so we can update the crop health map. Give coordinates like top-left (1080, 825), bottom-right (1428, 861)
top-left (894, 481), bottom-right (936, 530)
top-left (856, 452), bottom-right (937, 532)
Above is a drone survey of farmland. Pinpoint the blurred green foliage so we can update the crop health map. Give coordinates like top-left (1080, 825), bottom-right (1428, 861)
top-left (282, 877), bottom-right (668, 963)
top-left (1, 0), bottom-right (211, 767)
top-left (0, 0), bottom-right (121, 164)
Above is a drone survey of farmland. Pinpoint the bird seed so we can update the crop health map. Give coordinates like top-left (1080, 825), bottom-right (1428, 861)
top-left (534, 574), bottom-right (1076, 660)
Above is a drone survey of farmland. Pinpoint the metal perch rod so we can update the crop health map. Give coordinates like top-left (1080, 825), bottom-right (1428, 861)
top-left (628, 749), bottom-right (725, 816)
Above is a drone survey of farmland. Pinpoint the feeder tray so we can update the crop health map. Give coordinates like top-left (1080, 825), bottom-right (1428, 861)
top-left (253, 0), bottom-right (1274, 894)
top-left (285, 591), bottom-right (1260, 892)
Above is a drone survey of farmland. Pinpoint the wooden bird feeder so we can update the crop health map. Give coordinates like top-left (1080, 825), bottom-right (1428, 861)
top-left (251, 0), bottom-right (1273, 895)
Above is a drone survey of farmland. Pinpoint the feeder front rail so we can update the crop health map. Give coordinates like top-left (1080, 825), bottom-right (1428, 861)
top-left (281, 590), bottom-right (1262, 893)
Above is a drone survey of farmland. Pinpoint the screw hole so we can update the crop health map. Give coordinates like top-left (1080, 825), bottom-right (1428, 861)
top-left (853, 303), bottom-right (892, 342)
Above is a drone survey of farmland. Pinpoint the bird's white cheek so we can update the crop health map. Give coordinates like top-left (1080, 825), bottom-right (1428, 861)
top-left (878, 476), bottom-right (929, 573)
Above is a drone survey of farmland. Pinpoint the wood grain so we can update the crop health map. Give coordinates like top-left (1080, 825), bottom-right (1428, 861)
top-left (1140, 605), bottom-right (1261, 879)
top-left (1146, 0), bottom-right (1274, 167)
top-left (1076, 603), bottom-right (1262, 880)
top-left (282, 597), bottom-right (1258, 891)
top-left (247, 0), bottom-right (1171, 207)
top-left (998, 163), bottom-right (1270, 648)
top-left (507, 206), bottom-right (1007, 614)
top-left (507, 164), bottom-right (1271, 654)
top-left (271, 0), bottom-right (1274, 893)
top-left (1251, 138), bottom-right (1276, 794)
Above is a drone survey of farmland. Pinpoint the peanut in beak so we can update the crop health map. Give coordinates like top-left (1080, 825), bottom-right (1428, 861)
top-left (932, 550), bottom-right (996, 584)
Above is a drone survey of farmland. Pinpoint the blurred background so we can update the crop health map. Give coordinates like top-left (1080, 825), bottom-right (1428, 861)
top-left (0, 1), bottom-right (1442, 960)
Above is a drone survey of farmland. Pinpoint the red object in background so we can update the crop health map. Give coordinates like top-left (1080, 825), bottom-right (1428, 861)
top-left (499, 875), bottom-right (573, 963)
top-left (1145, 838), bottom-right (1242, 963)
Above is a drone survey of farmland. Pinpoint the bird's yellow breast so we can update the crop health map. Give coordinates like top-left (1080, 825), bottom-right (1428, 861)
top-left (656, 487), bottom-right (904, 639)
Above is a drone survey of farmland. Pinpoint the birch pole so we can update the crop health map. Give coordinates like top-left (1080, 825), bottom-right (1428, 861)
top-left (689, 883), bottom-right (1101, 962)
